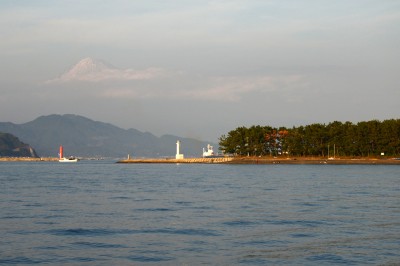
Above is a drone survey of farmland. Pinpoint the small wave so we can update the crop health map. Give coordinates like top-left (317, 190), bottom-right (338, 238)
top-left (236, 239), bottom-right (290, 248)
top-left (269, 219), bottom-right (325, 227)
top-left (307, 253), bottom-right (355, 264)
top-left (2, 215), bottom-right (35, 219)
top-left (141, 228), bottom-right (221, 236)
top-left (175, 201), bottom-right (192, 206)
top-left (290, 233), bottom-right (317, 238)
top-left (193, 205), bottom-right (217, 210)
top-left (73, 241), bottom-right (126, 248)
top-left (135, 208), bottom-right (175, 212)
top-left (45, 227), bottom-right (220, 237)
top-left (294, 202), bottom-right (320, 207)
top-left (125, 255), bottom-right (174, 262)
top-left (108, 196), bottom-right (131, 200)
top-left (223, 220), bottom-right (256, 227)
top-left (0, 256), bottom-right (48, 264)
top-left (68, 257), bottom-right (97, 262)
top-left (11, 229), bottom-right (37, 235)
top-left (46, 228), bottom-right (134, 236)
top-left (239, 256), bottom-right (268, 264)
top-left (35, 245), bottom-right (62, 250)
top-left (34, 221), bottom-right (58, 225)
top-left (22, 203), bottom-right (43, 207)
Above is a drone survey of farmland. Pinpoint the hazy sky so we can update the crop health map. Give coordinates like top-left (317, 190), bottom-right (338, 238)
top-left (1, 1), bottom-right (399, 142)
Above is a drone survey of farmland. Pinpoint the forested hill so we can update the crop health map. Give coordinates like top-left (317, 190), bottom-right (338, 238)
top-left (0, 114), bottom-right (215, 158)
top-left (219, 119), bottom-right (400, 157)
top-left (0, 132), bottom-right (39, 157)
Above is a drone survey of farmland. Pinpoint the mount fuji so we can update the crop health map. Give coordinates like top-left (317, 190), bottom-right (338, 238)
top-left (48, 57), bottom-right (165, 83)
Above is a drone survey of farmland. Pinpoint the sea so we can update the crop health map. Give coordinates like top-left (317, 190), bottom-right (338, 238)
top-left (0, 161), bottom-right (399, 265)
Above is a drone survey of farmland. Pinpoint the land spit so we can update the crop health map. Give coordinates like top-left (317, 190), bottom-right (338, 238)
top-left (117, 157), bottom-right (400, 165)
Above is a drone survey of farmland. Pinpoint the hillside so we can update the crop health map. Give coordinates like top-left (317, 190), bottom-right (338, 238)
top-left (0, 114), bottom-right (215, 158)
top-left (0, 132), bottom-right (39, 157)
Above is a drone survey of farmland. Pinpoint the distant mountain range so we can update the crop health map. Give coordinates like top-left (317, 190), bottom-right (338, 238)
top-left (0, 114), bottom-right (216, 158)
top-left (0, 132), bottom-right (39, 157)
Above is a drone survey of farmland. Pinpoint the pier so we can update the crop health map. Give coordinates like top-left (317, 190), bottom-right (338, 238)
top-left (117, 157), bottom-right (233, 164)
top-left (117, 157), bottom-right (400, 165)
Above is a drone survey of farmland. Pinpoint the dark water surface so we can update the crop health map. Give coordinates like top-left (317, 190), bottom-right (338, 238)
top-left (1, 161), bottom-right (399, 265)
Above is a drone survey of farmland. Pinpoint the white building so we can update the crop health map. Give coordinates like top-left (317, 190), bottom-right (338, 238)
top-left (176, 140), bottom-right (184, 159)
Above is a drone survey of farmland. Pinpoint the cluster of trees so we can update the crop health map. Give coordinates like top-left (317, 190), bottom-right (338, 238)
top-left (218, 119), bottom-right (400, 157)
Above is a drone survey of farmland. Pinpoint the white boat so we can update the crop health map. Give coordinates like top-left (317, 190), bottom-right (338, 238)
top-left (59, 157), bottom-right (79, 162)
top-left (58, 146), bottom-right (79, 162)
top-left (203, 144), bottom-right (215, 158)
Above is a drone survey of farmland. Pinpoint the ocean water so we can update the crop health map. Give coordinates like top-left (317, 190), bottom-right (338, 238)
top-left (0, 161), bottom-right (399, 265)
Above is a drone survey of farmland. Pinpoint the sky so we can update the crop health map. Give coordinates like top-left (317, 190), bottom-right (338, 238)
top-left (0, 0), bottom-right (399, 142)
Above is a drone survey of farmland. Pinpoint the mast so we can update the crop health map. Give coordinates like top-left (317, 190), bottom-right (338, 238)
top-left (328, 144), bottom-right (329, 158)
top-left (334, 144), bottom-right (336, 159)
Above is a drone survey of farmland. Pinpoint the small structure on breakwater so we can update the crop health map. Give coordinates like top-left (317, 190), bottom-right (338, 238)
top-left (176, 140), bottom-right (184, 159)
top-left (203, 144), bottom-right (215, 158)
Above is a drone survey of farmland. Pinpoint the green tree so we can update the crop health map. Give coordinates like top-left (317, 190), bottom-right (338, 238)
top-left (219, 119), bottom-right (400, 157)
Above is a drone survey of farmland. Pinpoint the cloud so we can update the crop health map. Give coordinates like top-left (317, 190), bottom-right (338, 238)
top-left (94, 73), bottom-right (308, 102)
top-left (183, 75), bottom-right (308, 102)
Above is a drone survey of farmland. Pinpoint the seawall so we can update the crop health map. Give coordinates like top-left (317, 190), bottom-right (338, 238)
top-left (0, 157), bottom-right (59, 162)
top-left (224, 157), bottom-right (400, 165)
top-left (117, 157), bottom-right (234, 164)
top-left (117, 157), bottom-right (400, 165)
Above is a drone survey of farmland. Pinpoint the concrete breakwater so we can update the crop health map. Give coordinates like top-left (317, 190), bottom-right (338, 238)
top-left (0, 157), bottom-right (58, 162)
top-left (117, 157), bottom-right (400, 165)
top-left (117, 157), bottom-right (234, 164)
top-left (225, 157), bottom-right (400, 165)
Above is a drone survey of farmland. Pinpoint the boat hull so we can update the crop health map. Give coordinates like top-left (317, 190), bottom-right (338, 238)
top-left (59, 158), bottom-right (79, 162)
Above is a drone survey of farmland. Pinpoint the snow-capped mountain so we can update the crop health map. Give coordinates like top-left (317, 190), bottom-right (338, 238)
top-left (62, 57), bottom-right (115, 77)
top-left (56, 57), bottom-right (118, 82)
top-left (47, 57), bottom-right (166, 83)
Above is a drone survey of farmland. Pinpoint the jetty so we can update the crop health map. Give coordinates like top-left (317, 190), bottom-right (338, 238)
top-left (117, 157), bottom-right (400, 165)
top-left (117, 157), bottom-right (233, 164)
top-left (223, 157), bottom-right (400, 165)
top-left (118, 141), bottom-right (234, 164)
top-left (0, 157), bottom-right (58, 162)
top-left (117, 140), bottom-right (400, 165)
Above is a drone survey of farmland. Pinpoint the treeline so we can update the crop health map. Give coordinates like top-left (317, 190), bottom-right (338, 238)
top-left (218, 119), bottom-right (400, 157)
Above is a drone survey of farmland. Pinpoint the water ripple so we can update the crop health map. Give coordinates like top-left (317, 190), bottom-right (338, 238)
top-left (72, 241), bottom-right (127, 248)
top-left (1, 162), bottom-right (399, 265)
top-left (46, 228), bottom-right (134, 236)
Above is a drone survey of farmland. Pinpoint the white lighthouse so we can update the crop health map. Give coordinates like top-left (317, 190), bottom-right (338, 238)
top-left (176, 140), bottom-right (184, 159)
